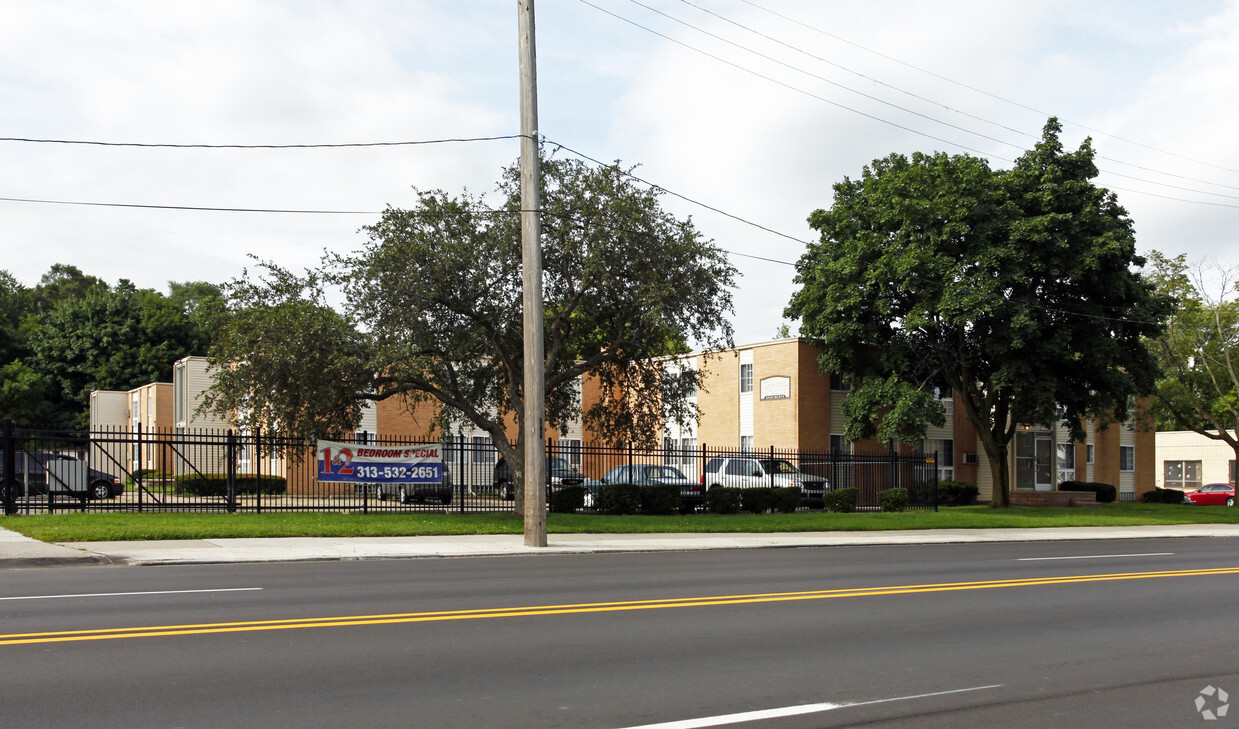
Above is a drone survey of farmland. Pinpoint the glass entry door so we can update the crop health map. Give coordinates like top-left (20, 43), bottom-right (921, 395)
top-left (1015, 431), bottom-right (1055, 491)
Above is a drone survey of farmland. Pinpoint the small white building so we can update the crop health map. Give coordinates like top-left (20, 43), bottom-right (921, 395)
top-left (1155, 430), bottom-right (1238, 490)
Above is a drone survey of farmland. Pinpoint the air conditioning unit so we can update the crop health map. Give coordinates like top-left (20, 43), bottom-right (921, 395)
top-left (963, 452), bottom-right (978, 464)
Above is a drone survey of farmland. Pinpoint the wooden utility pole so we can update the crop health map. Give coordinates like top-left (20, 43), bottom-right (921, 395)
top-left (518, 0), bottom-right (547, 547)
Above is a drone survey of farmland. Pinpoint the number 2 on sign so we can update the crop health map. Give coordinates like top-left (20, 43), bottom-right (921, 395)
top-left (321, 447), bottom-right (354, 475)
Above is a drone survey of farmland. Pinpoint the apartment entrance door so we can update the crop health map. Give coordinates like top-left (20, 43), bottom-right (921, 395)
top-left (1015, 431), bottom-right (1055, 491)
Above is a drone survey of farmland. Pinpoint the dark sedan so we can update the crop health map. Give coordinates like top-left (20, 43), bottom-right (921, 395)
top-left (582, 464), bottom-right (704, 510)
top-left (1, 451), bottom-right (123, 500)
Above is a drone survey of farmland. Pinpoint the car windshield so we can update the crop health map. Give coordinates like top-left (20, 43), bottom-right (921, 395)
top-left (641, 466), bottom-right (685, 480)
top-left (758, 459), bottom-right (801, 474)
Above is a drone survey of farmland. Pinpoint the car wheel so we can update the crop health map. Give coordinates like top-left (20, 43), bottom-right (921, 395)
top-left (90, 481), bottom-right (113, 500)
top-left (1228, 496), bottom-right (1235, 507)
top-left (498, 481), bottom-right (514, 501)
top-left (439, 493), bottom-right (453, 506)
top-left (398, 486), bottom-right (412, 505)
top-left (583, 491), bottom-right (595, 509)
top-left (375, 487), bottom-right (388, 501)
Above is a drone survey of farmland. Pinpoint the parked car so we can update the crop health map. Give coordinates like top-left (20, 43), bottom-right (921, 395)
top-left (0, 451), bottom-right (123, 500)
top-left (492, 456), bottom-right (584, 501)
top-left (582, 464), bottom-right (705, 510)
top-left (1184, 483), bottom-right (1235, 506)
top-left (702, 456), bottom-right (827, 506)
top-left (375, 467), bottom-right (453, 505)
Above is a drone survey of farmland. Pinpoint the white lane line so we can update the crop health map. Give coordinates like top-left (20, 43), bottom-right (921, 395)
top-left (1017, 553), bottom-right (1174, 561)
top-left (614, 684), bottom-right (1003, 729)
top-left (0, 588), bottom-right (263, 601)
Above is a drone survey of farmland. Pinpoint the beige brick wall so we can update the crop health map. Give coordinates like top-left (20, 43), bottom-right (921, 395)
top-left (697, 350), bottom-right (740, 448)
top-left (753, 342), bottom-right (799, 449)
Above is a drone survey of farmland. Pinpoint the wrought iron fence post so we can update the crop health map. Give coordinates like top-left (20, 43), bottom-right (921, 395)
top-left (136, 422), bottom-right (144, 513)
top-left (255, 428), bottom-right (263, 515)
top-left (226, 430), bottom-right (237, 514)
top-left (2, 418), bottom-right (16, 516)
top-left (769, 445), bottom-right (775, 488)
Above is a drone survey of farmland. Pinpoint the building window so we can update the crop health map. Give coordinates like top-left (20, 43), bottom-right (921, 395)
top-left (472, 435), bottom-right (495, 464)
top-left (443, 434), bottom-right (466, 464)
top-left (558, 438), bottom-right (582, 470)
top-left (830, 434), bottom-right (851, 455)
top-left (1086, 444), bottom-right (1094, 464)
top-left (354, 430), bottom-right (376, 446)
top-left (929, 438), bottom-right (954, 481)
top-left (740, 435), bottom-right (754, 452)
top-left (740, 363), bottom-right (753, 394)
top-left (1163, 460), bottom-right (1202, 490)
top-left (934, 385), bottom-right (953, 400)
top-left (829, 372), bottom-right (850, 391)
top-left (680, 437), bottom-right (696, 466)
top-left (1232, 460), bottom-right (1237, 485)
top-left (663, 437), bottom-right (677, 465)
top-left (1057, 442), bottom-right (1075, 484)
top-left (1119, 445), bottom-right (1135, 472)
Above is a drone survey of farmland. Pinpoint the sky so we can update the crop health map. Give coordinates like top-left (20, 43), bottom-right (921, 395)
top-left (2, 0), bottom-right (1237, 346)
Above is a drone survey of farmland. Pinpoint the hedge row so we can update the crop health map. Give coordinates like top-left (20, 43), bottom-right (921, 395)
top-left (1058, 481), bottom-right (1117, 503)
top-left (173, 474), bottom-right (288, 497)
top-left (1141, 488), bottom-right (1186, 504)
top-left (937, 481), bottom-right (980, 506)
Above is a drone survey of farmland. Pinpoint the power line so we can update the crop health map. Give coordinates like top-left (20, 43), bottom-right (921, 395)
top-left (606, 0), bottom-right (1239, 201)
top-left (675, 0), bottom-right (1239, 196)
top-left (0, 135), bottom-right (522, 149)
top-left (542, 136), bottom-right (815, 246)
top-left (625, 0), bottom-right (1025, 152)
top-left (0, 196), bottom-right (379, 214)
top-left (575, 0), bottom-right (1010, 163)
top-left (736, 0), bottom-right (1239, 178)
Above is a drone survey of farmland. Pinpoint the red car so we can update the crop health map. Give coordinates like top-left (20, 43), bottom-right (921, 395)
top-left (1185, 483), bottom-right (1236, 506)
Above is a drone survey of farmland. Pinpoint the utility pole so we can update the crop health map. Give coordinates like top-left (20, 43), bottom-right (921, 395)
top-left (518, 0), bottom-right (547, 547)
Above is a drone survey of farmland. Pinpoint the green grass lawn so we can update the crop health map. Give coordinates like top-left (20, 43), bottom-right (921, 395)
top-left (2, 503), bottom-right (1238, 542)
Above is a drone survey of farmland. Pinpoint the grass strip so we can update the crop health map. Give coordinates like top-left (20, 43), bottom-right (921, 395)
top-left (2, 504), bottom-right (1237, 543)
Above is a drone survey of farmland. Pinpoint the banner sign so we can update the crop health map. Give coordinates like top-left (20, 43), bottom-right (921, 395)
top-left (316, 440), bottom-right (443, 484)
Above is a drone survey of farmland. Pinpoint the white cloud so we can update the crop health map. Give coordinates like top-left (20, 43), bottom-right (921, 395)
top-left (0, 0), bottom-right (1235, 344)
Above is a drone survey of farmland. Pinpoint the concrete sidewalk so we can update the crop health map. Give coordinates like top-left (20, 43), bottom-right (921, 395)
top-left (4, 523), bottom-right (1239, 567)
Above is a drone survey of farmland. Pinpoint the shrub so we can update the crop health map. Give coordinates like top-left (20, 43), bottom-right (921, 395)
top-left (741, 487), bottom-right (776, 514)
top-left (125, 468), bottom-right (168, 486)
top-left (549, 485), bottom-right (585, 513)
top-left (937, 481), bottom-right (979, 506)
top-left (1060, 481), bottom-right (1117, 504)
top-left (705, 487), bottom-right (742, 514)
top-left (598, 483), bottom-right (641, 515)
top-left (772, 486), bottom-right (801, 513)
top-left (173, 474), bottom-right (287, 497)
top-left (639, 483), bottom-right (681, 516)
top-left (879, 487), bottom-right (909, 512)
top-left (1141, 488), bottom-right (1186, 504)
top-left (823, 487), bottom-right (858, 513)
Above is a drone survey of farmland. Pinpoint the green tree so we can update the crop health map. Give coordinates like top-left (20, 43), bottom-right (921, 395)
top-left (786, 119), bottom-right (1171, 507)
top-left (1145, 252), bottom-right (1239, 470)
top-left (203, 156), bottom-right (737, 508)
top-left (0, 271), bottom-right (53, 424)
top-left (30, 279), bottom-right (217, 428)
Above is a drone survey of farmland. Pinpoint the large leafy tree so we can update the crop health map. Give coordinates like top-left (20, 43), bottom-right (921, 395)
top-left (204, 156), bottom-right (737, 507)
top-left (787, 119), bottom-right (1171, 506)
top-left (1145, 252), bottom-right (1239, 471)
top-left (27, 276), bottom-right (221, 428)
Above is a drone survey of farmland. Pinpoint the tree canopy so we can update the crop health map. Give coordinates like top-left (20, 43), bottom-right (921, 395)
top-left (1145, 252), bottom-right (1239, 466)
top-left (204, 156), bottom-right (737, 506)
top-left (786, 119), bottom-right (1171, 506)
top-left (0, 265), bottom-right (222, 428)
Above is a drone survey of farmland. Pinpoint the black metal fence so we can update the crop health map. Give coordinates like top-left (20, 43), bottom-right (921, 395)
top-left (1, 420), bottom-right (937, 515)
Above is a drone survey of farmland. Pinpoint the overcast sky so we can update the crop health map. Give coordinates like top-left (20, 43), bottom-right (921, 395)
top-left (2, 0), bottom-right (1236, 345)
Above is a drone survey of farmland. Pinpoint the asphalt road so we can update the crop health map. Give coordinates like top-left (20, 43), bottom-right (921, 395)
top-left (2, 538), bottom-right (1238, 729)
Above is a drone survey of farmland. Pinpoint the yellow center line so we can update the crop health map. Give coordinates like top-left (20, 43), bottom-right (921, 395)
top-left (4, 566), bottom-right (1237, 646)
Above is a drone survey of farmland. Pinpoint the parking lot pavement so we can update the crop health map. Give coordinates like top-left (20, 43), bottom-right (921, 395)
top-left (3, 523), bottom-right (1239, 567)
